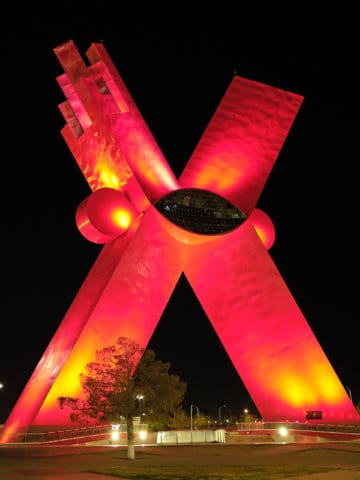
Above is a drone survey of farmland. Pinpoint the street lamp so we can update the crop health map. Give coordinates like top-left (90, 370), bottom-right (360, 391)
top-left (345, 386), bottom-right (353, 403)
top-left (190, 404), bottom-right (199, 442)
top-left (135, 394), bottom-right (144, 416)
top-left (218, 405), bottom-right (226, 424)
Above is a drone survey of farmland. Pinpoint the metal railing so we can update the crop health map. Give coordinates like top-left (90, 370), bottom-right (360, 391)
top-left (234, 421), bottom-right (360, 437)
top-left (0, 423), bottom-right (111, 444)
top-left (1, 421), bottom-right (359, 444)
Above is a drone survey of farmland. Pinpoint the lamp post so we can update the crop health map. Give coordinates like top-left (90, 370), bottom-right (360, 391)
top-left (345, 386), bottom-right (353, 403)
top-left (218, 405), bottom-right (226, 425)
top-left (135, 394), bottom-right (144, 416)
top-left (190, 404), bottom-right (199, 442)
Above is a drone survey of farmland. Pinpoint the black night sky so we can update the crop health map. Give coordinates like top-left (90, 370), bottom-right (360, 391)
top-left (1, 7), bottom-right (358, 423)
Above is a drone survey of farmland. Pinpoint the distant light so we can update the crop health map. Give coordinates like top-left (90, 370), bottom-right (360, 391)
top-left (278, 426), bottom-right (288, 437)
top-left (111, 423), bottom-right (120, 442)
top-left (139, 430), bottom-right (147, 440)
top-left (0, 383), bottom-right (3, 389)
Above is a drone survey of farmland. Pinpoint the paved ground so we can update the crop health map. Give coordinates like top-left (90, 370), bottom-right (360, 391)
top-left (0, 441), bottom-right (359, 479)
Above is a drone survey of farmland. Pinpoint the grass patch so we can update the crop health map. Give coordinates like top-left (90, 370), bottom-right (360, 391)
top-left (90, 464), bottom-right (335, 479)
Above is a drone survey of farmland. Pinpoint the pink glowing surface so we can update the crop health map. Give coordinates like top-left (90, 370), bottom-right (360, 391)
top-left (1, 39), bottom-right (358, 443)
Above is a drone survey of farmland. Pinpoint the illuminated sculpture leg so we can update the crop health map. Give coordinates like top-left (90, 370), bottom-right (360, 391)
top-left (1, 39), bottom-right (358, 443)
top-left (1, 209), bottom-right (183, 440)
top-left (183, 221), bottom-right (356, 421)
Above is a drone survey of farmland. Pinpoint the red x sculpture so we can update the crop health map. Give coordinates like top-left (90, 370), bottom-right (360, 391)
top-left (1, 40), bottom-right (358, 442)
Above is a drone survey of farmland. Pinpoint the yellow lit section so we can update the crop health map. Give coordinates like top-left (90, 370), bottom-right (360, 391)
top-left (94, 151), bottom-right (131, 191)
top-left (262, 361), bottom-right (346, 408)
top-left (40, 353), bottom-right (88, 408)
top-left (193, 153), bottom-right (247, 192)
top-left (112, 208), bottom-right (133, 229)
top-left (312, 363), bottom-right (344, 402)
top-left (276, 374), bottom-right (318, 406)
top-left (36, 299), bottom-right (161, 422)
top-left (254, 228), bottom-right (266, 245)
top-left (99, 168), bottom-right (121, 190)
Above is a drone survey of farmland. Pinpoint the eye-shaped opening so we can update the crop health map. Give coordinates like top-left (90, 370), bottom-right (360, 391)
top-left (154, 188), bottom-right (247, 235)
